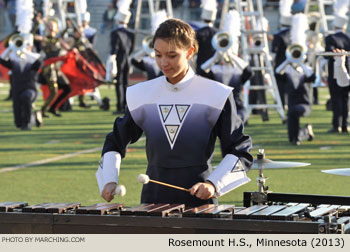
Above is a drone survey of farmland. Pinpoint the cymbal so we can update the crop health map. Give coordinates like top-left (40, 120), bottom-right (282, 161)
top-left (252, 158), bottom-right (311, 169)
top-left (321, 168), bottom-right (350, 176)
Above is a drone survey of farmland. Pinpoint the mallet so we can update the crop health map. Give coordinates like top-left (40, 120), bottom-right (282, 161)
top-left (137, 174), bottom-right (190, 192)
top-left (115, 184), bottom-right (126, 197)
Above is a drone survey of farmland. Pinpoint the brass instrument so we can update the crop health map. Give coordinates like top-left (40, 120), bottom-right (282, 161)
top-left (275, 43), bottom-right (311, 75)
top-left (201, 31), bottom-right (247, 72)
top-left (211, 32), bottom-right (233, 52)
top-left (132, 35), bottom-right (154, 62)
top-left (252, 35), bottom-right (264, 49)
top-left (142, 35), bottom-right (154, 56)
top-left (286, 44), bottom-right (306, 64)
top-left (8, 34), bottom-right (26, 56)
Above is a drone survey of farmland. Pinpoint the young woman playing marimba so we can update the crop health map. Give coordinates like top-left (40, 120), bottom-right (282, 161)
top-left (98, 19), bottom-right (253, 206)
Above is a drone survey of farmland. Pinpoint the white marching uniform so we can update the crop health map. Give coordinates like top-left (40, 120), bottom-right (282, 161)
top-left (97, 67), bottom-right (253, 206)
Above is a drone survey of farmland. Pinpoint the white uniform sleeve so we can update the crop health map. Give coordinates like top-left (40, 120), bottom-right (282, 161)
top-left (96, 151), bottom-right (121, 194)
top-left (334, 56), bottom-right (350, 87)
top-left (207, 154), bottom-right (251, 197)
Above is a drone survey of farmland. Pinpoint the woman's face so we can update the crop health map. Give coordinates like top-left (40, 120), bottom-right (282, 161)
top-left (154, 38), bottom-right (194, 84)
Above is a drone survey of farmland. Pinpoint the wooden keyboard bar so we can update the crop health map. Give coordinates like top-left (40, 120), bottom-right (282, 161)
top-left (120, 204), bottom-right (154, 216)
top-left (182, 204), bottom-right (216, 217)
top-left (76, 203), bottom-right (110, 214)
top-left (87, 203), bottom-right (124, 215)
top-left (23, 203), bottom-right (52, 213)
top-left (46, 203), bottom-right (81, 214)
top-left (23, 203), bottom-right (81, 213)
top-left (0, 202), bottom-right (28, 212)
top-left (133, 204), bottom-right (170, 216)
top-left (148, 204), bottom-right (185, 217)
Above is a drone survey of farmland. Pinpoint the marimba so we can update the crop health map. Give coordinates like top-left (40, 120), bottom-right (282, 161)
top-left (1, 192), bottom-right (350, 234)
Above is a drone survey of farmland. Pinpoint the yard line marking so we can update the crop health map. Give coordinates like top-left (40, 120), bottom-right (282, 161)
top-left (0, 147), bottom-right (102, 173)
top-left (0, 137), bottom-right (146, 173)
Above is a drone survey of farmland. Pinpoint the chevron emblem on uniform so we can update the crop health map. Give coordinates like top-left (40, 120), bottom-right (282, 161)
top-left (165, 125), bottom-right (179, 143)
top-left (159, 105), bottom-right (173, 122)
top-left (175, 105), bottom-right (190, 122)
top-left (158, 104), bottom-right (191, 149)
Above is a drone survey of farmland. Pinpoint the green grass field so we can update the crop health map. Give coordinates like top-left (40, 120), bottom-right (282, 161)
top-left (0, 81), bottom-right (349, 207)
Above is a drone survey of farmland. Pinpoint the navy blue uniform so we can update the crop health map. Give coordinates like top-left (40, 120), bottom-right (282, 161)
top-left (325, 31), bottom-right (350, 132)
top-left (195, 25), bottom-right (218, 80)
top-left (272, 28), bottom-right (291, 108)
top-left (110, 26), bottom-right (135, 112)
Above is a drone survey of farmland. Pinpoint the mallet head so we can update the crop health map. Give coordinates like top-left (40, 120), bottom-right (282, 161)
top-left (138, 174), bottom-right (150, 184)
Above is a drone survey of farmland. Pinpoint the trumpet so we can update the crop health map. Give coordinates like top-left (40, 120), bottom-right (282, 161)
top-left (315, 52), bottom-right (350, 57)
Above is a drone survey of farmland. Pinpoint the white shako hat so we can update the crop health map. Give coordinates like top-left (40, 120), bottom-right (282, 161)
top-left (279, 0), bottom-right (293, 26)
top-left (151, 10), bottom-right (168, 34)
top-left (201, 0), bottom-right (217, 22)
top-left (333, 0), bottom-right (350, 29)
top-left (81, 12), bottom-right (91, 23)
top-left (115, 0), bottom-right (132, 24)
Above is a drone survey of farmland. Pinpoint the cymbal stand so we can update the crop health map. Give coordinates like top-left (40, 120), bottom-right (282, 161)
top-left (252, 149), bottom-right (269, 205)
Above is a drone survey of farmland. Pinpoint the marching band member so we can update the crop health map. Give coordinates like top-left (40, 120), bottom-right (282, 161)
top-left (97, 19), bottom-right (253, 206)
top-left (109, 0), bottom-right (134, 114)
top-left (249, 17), bottom-right (270, 121)
top-left (324, 0), bottom-right (350, 134)
top-left (36, 17), bottom-right (72, 117)
top-left (130, 10), bottom-right (167, 80)
top-left (195, 0), bottom-right (218, 80)
top-left (81, 11), bottom-right (97, 45)
top-left (0, 0), bottom-right (42, 130)
top-left (283, 14), bottom-right (315, 145)
top-left (208, 10), bottom-right (253, 124)
top-left (77, 11), bottom-right (98, 108)
top-left (272, 0), bottom-right (293, 109)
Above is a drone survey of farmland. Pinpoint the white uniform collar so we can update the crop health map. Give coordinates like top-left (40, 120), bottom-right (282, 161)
top-left (163, 66), bottom-right (195, 92)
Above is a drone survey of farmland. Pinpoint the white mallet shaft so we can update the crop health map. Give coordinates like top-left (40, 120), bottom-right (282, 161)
top-left (138, 174), bottom-right (190, 192)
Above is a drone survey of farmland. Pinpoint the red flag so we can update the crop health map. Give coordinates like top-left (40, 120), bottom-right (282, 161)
top-left (0, 39), bottom-right (10, 81)
top-left (40, 49), bottom-right (106, 109)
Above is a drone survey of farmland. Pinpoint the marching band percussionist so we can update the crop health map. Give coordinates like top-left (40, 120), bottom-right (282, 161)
top-left (97, 19), bottom-right (253, 207)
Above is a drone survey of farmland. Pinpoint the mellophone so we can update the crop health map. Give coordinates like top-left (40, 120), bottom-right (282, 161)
top-left (1, 192), bottom-right (350, 234)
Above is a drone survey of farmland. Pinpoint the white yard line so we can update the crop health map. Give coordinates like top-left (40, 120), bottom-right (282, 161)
top-left (0, 137), bottom-right (146, 173)
top-left (0, 147), bottom-right (102, 173)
